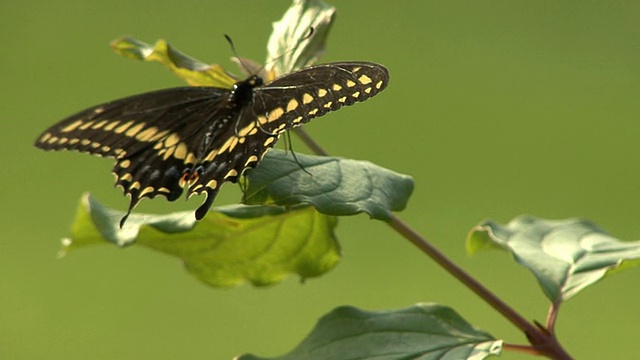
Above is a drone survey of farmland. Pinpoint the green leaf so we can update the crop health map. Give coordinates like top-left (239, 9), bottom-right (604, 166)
top-left (237, 303), bottom-right (502, 360)
top-left (243, 150), bottom-right (414, 221)
top-left (266, 0), bottom-right (336, 76)
top-left (61, 194), bottom-right (340, 287)
top-left (467, 215), bottom-right (640, 302)
top-left (110, 36), bottom-right (238, 87)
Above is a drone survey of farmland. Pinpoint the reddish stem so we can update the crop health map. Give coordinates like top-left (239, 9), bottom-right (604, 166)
top-left (293, 127), bottom-right (573, 359)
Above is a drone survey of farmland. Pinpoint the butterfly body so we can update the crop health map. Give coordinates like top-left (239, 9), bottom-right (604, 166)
top-left (35, 62), bottom-right (389, 225)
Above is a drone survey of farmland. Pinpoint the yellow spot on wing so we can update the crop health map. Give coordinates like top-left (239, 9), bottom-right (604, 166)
top-left (139, 186), bottom-right (155, 197)
top-left (302, 93), bottom-right (314, 104)
top-left (263, 137), bottom-right (276, 147)
top-left (47, 136), bottom-right (59, 144)
top-left (174, 142), bottom-right (188, 160)
top-left (338, 96), bottom-right (347, 103)
top-left (120, 173), bottom-right (133, 182)
top-left (244, 155), bottom-right (259, 166)
top-left (286, 99), bottom-right (299, 112)
top-left (224, 169), bottom-right (238, 179)
top-left (79, 121), bottom-right (96, 130)
top-left (332, 84), bottom-right (342, 91)
top-left (185, 152), bottom-right (197, 165)
top-left (237, 123), bottom-right (256, 137)
top-left (318, 89), bottom-right (328, 97)
top-left (120, 159), bottom-right (131, 168)
top-left (164, 133), bottom-right (180, 147)
top-left (130, 181), bottom-right (141, 190)
top-left (135, 127), bottom-right (158, 142)
top-left (375, 80), bottom-right (384, 89)
top-left (61, 120), bottom-right (83, 133)
top-left (91, 120), bottom-right (109, 130)
top-left (267, 107), bottom-right (284, 122)
top-left (218, 136), bottom-right (239, 154)
top-left (40, 133), bottom-right (52, 142)
top-left (206, 179), bottom-right (218, 189)
top-left (81, 139), bottom-right (91, 146)
top-left (148, 130), bottom-right (170, 142)
top-left (275, 123), bottom-right (287, 132)
top-left (125, 123), bottom-right (145, 137)
top-left (103, 121), bottom-right (120, 131)
top-left (114, 121), bottom-right (134, 134)
top-left (352, 91), bottom-right (360, 98)
top-left (204, 149), bottom-right (218, 162)
top-left (358, 74), bottom-right (372, 84)
top-left (308, 108), bottom-right (318, 116)
top-left (162, 146), bottom-right (175, 160)
top-left (323, 102), bottom-right (333, 109)
top-left (346, 80), bottom-right (356, 88)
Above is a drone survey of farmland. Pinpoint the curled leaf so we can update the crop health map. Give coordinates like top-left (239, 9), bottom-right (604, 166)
top-left (110, 36), bottom-right (237, 87)
top-left (468, 215), bottom-right (640, 302)
top-left (62, 194), bottom-right (340, 288)
top-left (266, 0), bottom-right (336, 76)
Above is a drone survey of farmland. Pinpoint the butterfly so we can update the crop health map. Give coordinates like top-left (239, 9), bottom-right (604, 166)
top-left (35, 61), bottom-right (389, 226)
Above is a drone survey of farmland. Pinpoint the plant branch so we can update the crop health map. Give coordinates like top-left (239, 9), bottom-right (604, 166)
top-left (293, 127), bottom-right (573, 359)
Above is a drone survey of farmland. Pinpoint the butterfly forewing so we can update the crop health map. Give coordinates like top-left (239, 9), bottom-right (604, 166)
top-left (255, 62), bottom-right (389, 132)
top-left (35, 61), bottom-right (389, 225)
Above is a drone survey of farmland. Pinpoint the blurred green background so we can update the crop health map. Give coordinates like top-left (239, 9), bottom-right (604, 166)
top-left (3, 1), bottom-right (640, 358)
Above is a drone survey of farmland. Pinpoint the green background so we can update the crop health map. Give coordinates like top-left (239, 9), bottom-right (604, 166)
top-left (3, 1), bottom-right (640, 358)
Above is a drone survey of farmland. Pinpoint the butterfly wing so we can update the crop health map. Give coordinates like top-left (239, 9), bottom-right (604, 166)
top-left (35, 86), bottom-right (232, 224)
top-left (187, 62), bottom-right (390, 218)
top-left (35, 62), bottom-right (389, 225)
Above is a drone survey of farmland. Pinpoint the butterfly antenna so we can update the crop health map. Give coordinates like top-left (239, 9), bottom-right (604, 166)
top-left (225, 34), bottom-right (253, 77)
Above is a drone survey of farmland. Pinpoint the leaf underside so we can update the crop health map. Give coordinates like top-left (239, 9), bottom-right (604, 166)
top-left (468, 215), bottom-right (640, 302)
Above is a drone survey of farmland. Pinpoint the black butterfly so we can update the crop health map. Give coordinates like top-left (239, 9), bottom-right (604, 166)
top-left (35, 61), bottom-right (389, 226)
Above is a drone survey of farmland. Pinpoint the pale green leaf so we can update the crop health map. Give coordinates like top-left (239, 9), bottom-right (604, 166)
top-left (266, 0), bottom-right (336, 76)
top-left (61, 194), bottom-right (340, 288)
top-left (110, 36), bottom-right (238, 87)
top-left (468, 215), bottom-right (640, 302)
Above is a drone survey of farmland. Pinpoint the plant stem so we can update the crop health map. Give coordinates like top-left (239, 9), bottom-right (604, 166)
top-left (546, 300), bottom-right (561, 336)
top-left (293, 127), bottom-right (573, 359)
